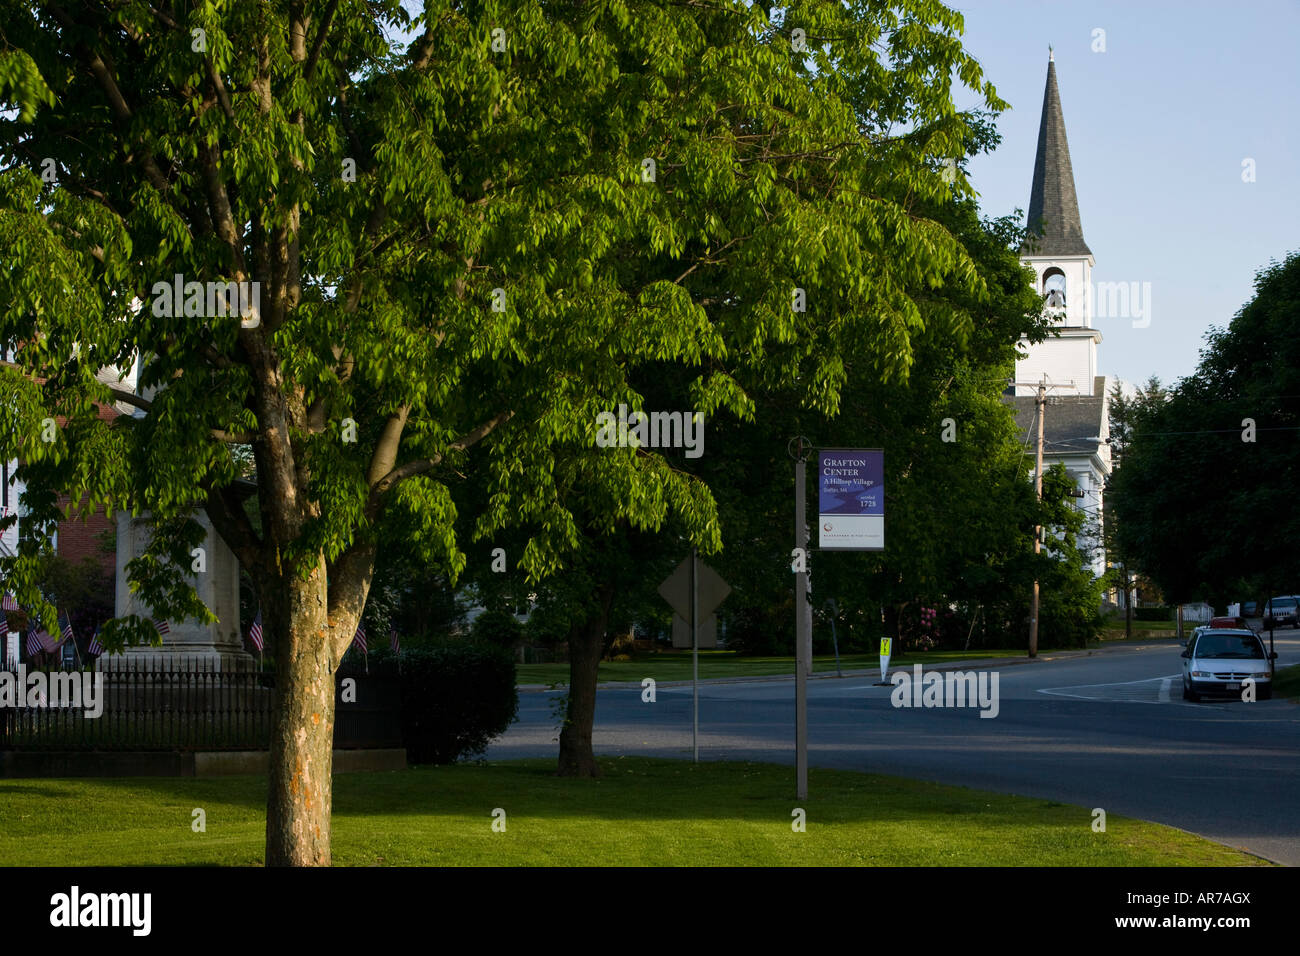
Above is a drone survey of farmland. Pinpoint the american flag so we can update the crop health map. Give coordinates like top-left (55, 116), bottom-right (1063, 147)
top-left (25, 625), bottom-right (42, 656)
top-left (39, 627), bottom-right (59, 653)
top-left (60, 610), bottom-right (74, 643)
top-left (2, 592), bottom-right (18, 611)
top-left (153, 618), bottom-right (170, 636)
top-left (248, 610), bottom-right (263, 652)
top-left (0, 609), bottom-right (8, 637)
top-left (352, 622), bottom-right (367, 653)
top-left (389, 624), bottom-right (400, 654)
top-left (87, 626), bottom-right (104, 656)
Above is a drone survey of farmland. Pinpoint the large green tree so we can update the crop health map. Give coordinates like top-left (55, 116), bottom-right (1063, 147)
top-left (680, 196), bottom-right (1054, 654)
top-left (1109, 252), bottom-right (1300, 606)
top-left (0, 0), bottom-right (1003, 861)
top-left (1102, 376), bottom-right (1167, 637)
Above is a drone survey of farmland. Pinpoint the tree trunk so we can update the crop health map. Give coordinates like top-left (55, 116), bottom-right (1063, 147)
top-left (557, 583), bottom-right (615, 778)
top-left (884, 602), bottom-right (904, 652)
top-left (264, 564), bottom-right (337, 866)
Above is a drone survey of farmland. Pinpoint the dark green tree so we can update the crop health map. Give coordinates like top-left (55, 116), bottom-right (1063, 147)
top-left (1109, 252), bottom-right (1300, 606)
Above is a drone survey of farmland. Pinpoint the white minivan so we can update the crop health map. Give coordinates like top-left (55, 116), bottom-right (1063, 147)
top-left (1181, 628), bottom-right (1277, 701)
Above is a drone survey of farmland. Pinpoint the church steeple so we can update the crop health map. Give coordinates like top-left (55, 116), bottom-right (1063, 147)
top-left (1021, 54), bottom-right (1091, 257)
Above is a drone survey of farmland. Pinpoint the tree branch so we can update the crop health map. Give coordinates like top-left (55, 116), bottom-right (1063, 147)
top-left (211, 429), bottom-right (255, 443)
top-left (106, 387), bottom-right (151, 412)
top-left (204, 484), bottom-right (263, 573)
top-left (206, 58), bottom-right (236, 122)
top-left (43, 1), bottom-right (173, 196)
top-left (366, 405), bottom-right (410, 487)
top-left (325, 541), bottom-right (376, 665)
top-left (198, 140), bottom-right (248, 279)
top-left (303, 0), bottom-right (340, 80)
top-left (366, 411), bottom-right (514, 511)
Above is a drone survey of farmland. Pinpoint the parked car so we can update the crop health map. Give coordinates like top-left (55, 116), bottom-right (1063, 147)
top-left (1181, 628), bottom-right (1277, 701)
top-left (1209, 616), bottom-right (1254, 631)
top-left (1262, 596), bottom-right (1299, 628)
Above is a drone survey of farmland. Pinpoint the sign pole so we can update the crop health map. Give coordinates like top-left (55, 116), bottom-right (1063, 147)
top-left (692, 545), bottom-right (699, 764)
top-left (810, 443), bottom-right (886, 798)
top-left (1030, 381), bottom-right (1045, 658)
top-left (656, 554), bottom-right (731, 763)
top-left (794, 450), bottom-right (809, 801)
top-left (828, 598), bottom-right (842, 678)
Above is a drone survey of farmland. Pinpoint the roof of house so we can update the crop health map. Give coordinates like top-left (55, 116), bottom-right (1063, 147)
top-left (1008, 376), bottom-right (1107, 456)
top-left (1020, 57), bottom-right (1092, 259)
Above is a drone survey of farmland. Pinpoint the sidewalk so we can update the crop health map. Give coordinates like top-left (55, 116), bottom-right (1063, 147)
top-left (517, 638), bottom-right (1182, 692)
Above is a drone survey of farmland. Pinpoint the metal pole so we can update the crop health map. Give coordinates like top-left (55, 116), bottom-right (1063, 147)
top-left (1267, 593), bottom-right (1275, 674)
top-left (828, 599), bottom-right (842, 678)
top-left (1029, 382), bottom-right (1045, 658)
top-left (795, 456), bottom-right (808, 800)
top-left (692, 546), bottom-right (699, 764)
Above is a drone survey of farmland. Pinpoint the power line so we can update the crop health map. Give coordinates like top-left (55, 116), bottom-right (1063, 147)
top-left (1131, 426), bottom-right (1300, 437)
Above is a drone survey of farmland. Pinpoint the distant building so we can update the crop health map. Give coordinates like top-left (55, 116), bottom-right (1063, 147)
top-left (1, 354), bottom-right (133, 579)
top-left (2, 353), bottom-right (137, 665)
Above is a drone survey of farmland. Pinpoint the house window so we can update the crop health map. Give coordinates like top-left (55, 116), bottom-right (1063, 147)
top-left (16, 503), bottom-right (56, 552)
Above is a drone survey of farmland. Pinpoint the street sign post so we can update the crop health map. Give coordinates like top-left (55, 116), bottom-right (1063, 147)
top-left (658, 558), bottom-right (730, 640)
top-left (658, 554), bottom-right (731, 762)
top-left (790, 444), bottom-right (885, 800)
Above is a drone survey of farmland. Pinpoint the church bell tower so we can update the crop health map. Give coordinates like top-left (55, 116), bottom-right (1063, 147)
top-left (1014, 51), bottom-right (1101, 397)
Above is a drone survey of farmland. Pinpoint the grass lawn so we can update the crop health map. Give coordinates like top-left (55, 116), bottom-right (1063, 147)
top-left (1094, 627), bottom-right (1178, 643)
top-left (0, 757), bottom-right (1267, 866)
top-left (516, 649), bottom-right (1029, 685)
top-left (1273, 662), bottom-right (1300, 701)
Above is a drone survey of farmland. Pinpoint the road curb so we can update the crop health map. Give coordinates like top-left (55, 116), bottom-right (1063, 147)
top-left (517, 640), bottom-right (1179, 692)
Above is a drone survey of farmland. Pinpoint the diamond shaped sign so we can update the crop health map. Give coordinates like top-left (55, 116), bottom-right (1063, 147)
top-left (657, 555), bottom-right (731, 623)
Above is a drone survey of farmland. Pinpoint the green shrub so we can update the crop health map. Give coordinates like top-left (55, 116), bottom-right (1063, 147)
top-left (724, 601), bottom-right (793, 655)
top-left (1133, 606), bottom-right (1173, 622)
top-left (469, 608), bottom-right (524, 649)
top-left (340, 643), bottom-right (518, 764)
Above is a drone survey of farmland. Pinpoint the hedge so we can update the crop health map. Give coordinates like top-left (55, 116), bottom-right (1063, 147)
top-left (339, 642), bottom-right (518, 764)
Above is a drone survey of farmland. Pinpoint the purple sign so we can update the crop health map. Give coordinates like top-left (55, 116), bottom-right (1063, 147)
top-left (818, 448), bottom-right (884, 550)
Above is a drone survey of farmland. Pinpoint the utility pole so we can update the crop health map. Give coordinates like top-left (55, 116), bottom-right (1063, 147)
top-left (1030, 382), bottom-right (1045, 657)
top-left (1010, 378), bottom-right (1078, 658)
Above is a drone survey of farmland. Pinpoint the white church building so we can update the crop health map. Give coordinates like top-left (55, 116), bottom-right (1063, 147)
top-left (1006, 53), bottom-right (1112, 582)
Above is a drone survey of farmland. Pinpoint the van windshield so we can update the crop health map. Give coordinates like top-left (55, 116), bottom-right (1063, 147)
top-left (1194, 634), bottom-right (1265, 659)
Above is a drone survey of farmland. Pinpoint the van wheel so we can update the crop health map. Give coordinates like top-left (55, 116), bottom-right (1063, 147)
top-left (1258, 686), bottom-right (1272, 701)
top-left (1183, 682), bottom-right (1198, 702)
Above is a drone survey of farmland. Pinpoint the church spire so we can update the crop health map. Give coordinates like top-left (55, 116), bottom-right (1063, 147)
top-left (1021, 55), bottom-right (1091, 257)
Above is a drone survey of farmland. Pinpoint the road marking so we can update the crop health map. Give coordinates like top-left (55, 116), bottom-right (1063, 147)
top-left (1038, 674), bottom-right (1183, 704)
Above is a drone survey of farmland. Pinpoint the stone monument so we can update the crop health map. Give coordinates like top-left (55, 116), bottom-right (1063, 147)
top-left (109, 509), bottom-right (252, 670)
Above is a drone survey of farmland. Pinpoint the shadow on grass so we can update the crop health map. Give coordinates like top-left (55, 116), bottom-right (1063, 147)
top-left (2, 757), bottom-right (1103, 826)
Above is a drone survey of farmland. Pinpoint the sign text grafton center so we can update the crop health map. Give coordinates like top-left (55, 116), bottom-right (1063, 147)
top-left (818, 448), bottom-right (884, 550)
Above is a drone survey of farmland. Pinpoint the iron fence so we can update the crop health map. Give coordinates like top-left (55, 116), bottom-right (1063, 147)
top-left (0, 657), bottom-right (401, 751)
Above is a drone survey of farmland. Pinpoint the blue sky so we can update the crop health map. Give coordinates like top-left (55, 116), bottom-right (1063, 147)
top-left (949, 0), bottom-right (1300, 390)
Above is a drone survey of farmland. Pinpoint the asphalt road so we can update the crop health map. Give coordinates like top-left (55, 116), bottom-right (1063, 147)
top-left (487, 632), bottom-right (1300, 865)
